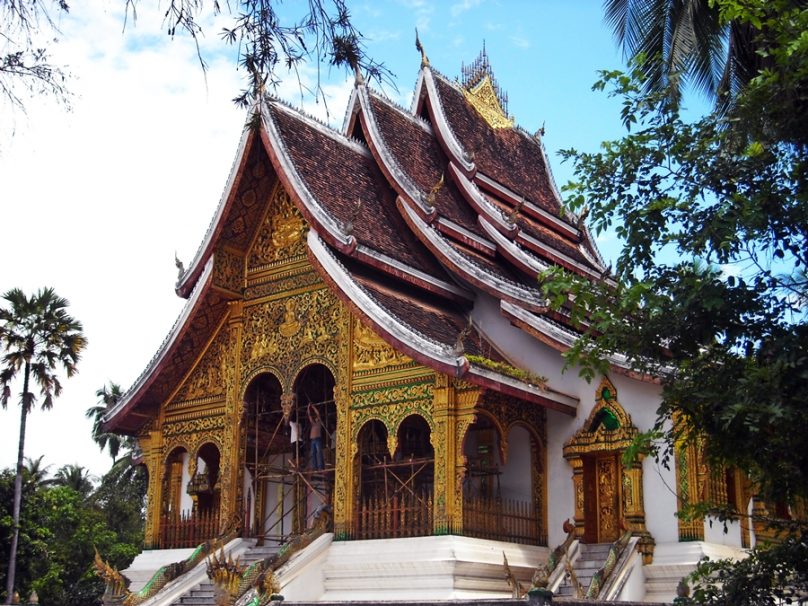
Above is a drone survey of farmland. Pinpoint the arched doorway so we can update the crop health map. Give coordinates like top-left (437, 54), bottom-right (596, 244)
top-left (462, 415), bottom-right (545, 544)
top-left (242, 372), bottom-right (284, 541)
top-left (563, 378), bottom-right (654, 560)
top-left (353, 419), bottom-right (388, 539)
top-left (188, 442), bottom-right (221, 521)
top-left (158, 446), bottom-right (194, 547)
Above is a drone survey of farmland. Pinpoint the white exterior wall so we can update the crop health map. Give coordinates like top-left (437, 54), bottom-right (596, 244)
top-left (471, 292), bottom-right (680, 548)
top-left (179, 451), bottom-right (193, 513)
top-left (501, 426), bottom-right (532, 501)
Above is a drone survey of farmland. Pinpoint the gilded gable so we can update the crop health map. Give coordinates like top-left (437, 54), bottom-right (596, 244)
top-left (247, 186), bottom-right (307, 271)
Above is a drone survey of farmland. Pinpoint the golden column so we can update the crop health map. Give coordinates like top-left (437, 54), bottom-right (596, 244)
top-left (570, 457), bottom-right (585, 540)
top-left (432, 374), bottom-right (456, 533)
top-left (140, 427), bottom-right (163, 548)
top-left (220, 301), bottom-right (244, 529)
top-left (333, 374), bottom-right (356, 535)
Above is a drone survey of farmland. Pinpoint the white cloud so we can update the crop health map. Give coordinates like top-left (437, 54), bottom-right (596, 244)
top-left (451, 0), bottom-right (484, 18)
top-left (510, 35), bottom-right (531, 50)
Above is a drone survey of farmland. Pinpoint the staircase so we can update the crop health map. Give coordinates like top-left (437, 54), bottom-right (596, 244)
top-left (555, 542), bottom-right (613, 598)
top-left (170, 543), bottom-right (279, 606)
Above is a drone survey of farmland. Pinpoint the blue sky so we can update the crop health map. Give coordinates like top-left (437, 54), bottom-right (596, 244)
top-left (0, 1), bottom-right (670, 477)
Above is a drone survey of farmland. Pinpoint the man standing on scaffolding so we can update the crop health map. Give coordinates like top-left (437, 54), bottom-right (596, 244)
top-left (308, 403), bottom-right (324, 470)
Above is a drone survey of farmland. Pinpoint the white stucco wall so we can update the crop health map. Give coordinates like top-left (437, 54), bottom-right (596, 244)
top-left (471, 291), bottom-right (679, 548)
top-left (179, 451), bottom-right (193, 513)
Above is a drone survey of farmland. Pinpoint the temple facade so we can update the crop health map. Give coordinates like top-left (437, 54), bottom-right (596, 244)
top-left (103, 50), bottom-right (753, 602)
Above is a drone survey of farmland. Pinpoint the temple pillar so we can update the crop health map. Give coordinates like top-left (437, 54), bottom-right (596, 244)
top-left (220, 301), bottom-right (244, 532)
top-left (571, 458), bottom-right (585, 540)
top-left (140, 427), bottom-right (163, 548)
top-left (432, 374), bottom-right (455, 533)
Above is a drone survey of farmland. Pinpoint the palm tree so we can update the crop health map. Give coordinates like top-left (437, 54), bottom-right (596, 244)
top-left (0, 287), bottom-right (86, 605)
top-left (53, 463), bottom-right (94, 498)
top-left (86, 382), bottom-right (127, 462)
top-left (22, 455), bottom-right (55, 488)
top-left (603, 0), bottom-right (762, 103)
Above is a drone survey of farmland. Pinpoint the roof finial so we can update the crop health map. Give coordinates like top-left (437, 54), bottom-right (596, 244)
top-left (415, 29), bottom-right (430, 67)
top-left (425, 172), bottom-right (444, 207)
top-left (453, 317), bottom-right (473, 356)
top-left (353, 62), bottom-right (365, 86)
top-left (174, 252), bottom-right (185, 281)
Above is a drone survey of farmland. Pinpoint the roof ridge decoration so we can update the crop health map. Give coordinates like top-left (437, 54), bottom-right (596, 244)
top-left (460, 44), bottom-right (514, 130)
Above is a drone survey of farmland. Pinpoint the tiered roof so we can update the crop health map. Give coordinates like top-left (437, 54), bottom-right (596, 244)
top-left (105, 51), bottom-right (615, 433)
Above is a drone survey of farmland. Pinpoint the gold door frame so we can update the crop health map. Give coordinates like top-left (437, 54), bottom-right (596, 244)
top-left (563, 377), bottom-right (655, 562)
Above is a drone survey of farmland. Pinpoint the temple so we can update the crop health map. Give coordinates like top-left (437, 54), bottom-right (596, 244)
top-left (102, 49), bottom-right (754, 603)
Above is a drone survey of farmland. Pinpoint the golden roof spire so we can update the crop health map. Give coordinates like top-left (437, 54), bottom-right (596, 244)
top-left (460, 43), bottom-right (513, 129)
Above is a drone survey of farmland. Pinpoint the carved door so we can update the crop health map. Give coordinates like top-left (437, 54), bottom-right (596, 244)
top-left (582, 452), bottom-right (621, 543)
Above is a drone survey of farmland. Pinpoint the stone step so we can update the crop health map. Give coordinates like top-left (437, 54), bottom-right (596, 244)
top-left (168, 542), bottom-right (280, 606)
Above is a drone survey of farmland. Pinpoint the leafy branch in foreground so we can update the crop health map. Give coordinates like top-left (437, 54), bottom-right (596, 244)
top-left (125, 0), bottom-right (394, 109)
top-left (0, 1), bottom-right (72, 113)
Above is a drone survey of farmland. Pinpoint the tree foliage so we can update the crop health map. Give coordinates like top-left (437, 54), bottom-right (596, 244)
top-left (0, 0), bottom-right (71, 113)
top-left (545, 0), bottom-right (807, 601)
top-left (0, 287), bottom-right (86, 604)
top-left (604, 0), bottom-right (766, 104)
top-left (86, 382), bottom-right (130, 463)
top-left (1, 1), bottom-right (391, 116)
top-left (0, 460), bottom-right (146, 606)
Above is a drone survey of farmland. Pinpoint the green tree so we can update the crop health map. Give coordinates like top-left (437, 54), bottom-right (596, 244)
top-left (52, 464), bottom-right (94, 499)
top-left (22, 456), bottom-right (54, 488)
top-left (544, 0), bottom-right (807, 602)
top-left (0, 468), bottom-right (50, 604)
top-left (0, 287), bottom-right (86, 605)
top-left (86, 383), bottom-right (128, 462)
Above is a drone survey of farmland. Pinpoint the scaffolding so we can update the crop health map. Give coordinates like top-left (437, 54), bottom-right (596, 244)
top-left (243, 386), bottom-right (337, 545)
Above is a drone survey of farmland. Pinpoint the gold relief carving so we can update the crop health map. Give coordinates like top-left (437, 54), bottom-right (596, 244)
top-left (598, 457), bottom-right (618, 538)
top-left (624, 473), bottom-right (634, 508)
top-left (248, 187), bottom-right (306, 270)
top-left (213, 248), bottom-right (243, 294)
top-left (351, 381), bottom-right (433, 409)
top-left (163, 415), bottom-right (226, 438)
top-left (174, 329), bottom-right (230, 403)
top-left (477, 390), bottom-right (547, 446)
top-left (244, 269), bottom-right (321, 300)
top-left (462, 76), bottom-right (514, 130)
top-left (575, 478), bottom-right (584, 515)
top-left (562, 377), bottom-right (637, 458)
top-left (241, 287), bottom-right (341, 381)
top-left (353, 318), bottom-right (411, 371)
top-left (351, 399), bottom-right (434, 443)
top-left (278, 299), bottom-right (301, 337)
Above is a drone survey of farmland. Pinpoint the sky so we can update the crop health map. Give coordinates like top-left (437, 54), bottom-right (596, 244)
top-left (0, 1), bottom-right (635, 480)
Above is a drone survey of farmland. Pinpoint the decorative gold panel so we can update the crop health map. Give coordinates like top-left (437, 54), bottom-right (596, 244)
top-left (171, 328), bottom-right (230, 404)
top-left (247, 187), bottom-right (307, 271)
top-left (353, 318), bottom-right (412, 372)
top-left (462, 75), bottom-right (514, 130)
top-left (212, 247), bottom-right (244, 295)
top-left (241, 286), bottom-right (343, 385)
